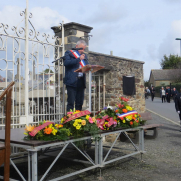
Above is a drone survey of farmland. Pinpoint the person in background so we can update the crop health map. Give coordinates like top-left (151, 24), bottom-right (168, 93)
top-left (171, 87), bottom-right (178, 102)
top-left (150, 86), bottom-right (155, 101)
top-left (174, 88), bottom-right (181, 132)
top-left (145, 87), bottom-right (148, 99)
top-left (146, 87), bottom-right (150, 98)
top-left (166, 86), bottom-right (171, 103)
top-left (160, 87), bottom-right (166, 103)
top-left (165, 86), bottom-right (168, 102)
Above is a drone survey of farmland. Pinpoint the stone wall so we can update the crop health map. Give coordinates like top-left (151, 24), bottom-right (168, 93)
top-left (88, 51), bottom-right (145, 113)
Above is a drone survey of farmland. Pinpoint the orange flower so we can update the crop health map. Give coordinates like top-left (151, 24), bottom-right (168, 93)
top-left (132, 117), bottom-right (136, 120)
top-left (82, 120), bottom-right (86, 126)
top-left (122, 109), bottom-right (127, 113)
top-left (114, 119), bottom-right (117, 122)
top-left (120, 117), bottom-right (124, 121)
top-left (25, 125), bottom-right (36, 132)
top-left (75, 110), bottom-right (81, 113)
top-left (56, 124), bottom-right (63, 128)
top-left (44, 128), bottom-right (52, 134)
top-left (115, 109), bottom-right (118, 113)
top-left (130, 121), bottom-right (133, 125)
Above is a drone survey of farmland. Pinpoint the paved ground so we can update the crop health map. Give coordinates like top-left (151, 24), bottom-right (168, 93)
top-left (1, 100), bottom-right (181, 181)
top-left (146, 97), bottom-right (180, 125)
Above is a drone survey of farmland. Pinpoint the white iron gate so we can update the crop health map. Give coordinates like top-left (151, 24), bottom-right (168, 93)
top-left (0, 5), bottom-right (64, 130)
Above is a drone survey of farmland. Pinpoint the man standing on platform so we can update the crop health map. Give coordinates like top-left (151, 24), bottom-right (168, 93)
top-left (63, 40), bottom-right (89, 111)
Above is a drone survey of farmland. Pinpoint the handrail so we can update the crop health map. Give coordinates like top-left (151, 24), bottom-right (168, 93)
top-left (0, 81), bottom-right (15, 101)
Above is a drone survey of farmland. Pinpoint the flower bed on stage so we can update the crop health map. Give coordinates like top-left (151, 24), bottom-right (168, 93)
top-left (24, 97), bottom-right (145, 141)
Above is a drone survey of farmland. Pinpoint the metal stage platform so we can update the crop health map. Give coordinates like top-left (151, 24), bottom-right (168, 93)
top-left (0, 126), bottom-right (145, 181)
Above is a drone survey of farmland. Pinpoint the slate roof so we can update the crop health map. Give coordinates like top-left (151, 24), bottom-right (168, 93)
top-left (150, 69), bottom-right (181, 81)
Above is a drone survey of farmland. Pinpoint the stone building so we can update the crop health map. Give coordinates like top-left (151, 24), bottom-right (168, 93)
top-left (51, 22), bottom-right (145, 113)
top-left (149, 69), bottom-right (181, 87)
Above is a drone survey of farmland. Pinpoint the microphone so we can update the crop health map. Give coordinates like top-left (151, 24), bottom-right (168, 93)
top-left (52, 56), bottom-right (65, 63)
top-left (71, 48), bottom-right (83, 50)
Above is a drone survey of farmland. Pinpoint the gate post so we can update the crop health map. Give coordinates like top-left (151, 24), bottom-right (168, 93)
top-left (25, 0), bottom-right (29, 123)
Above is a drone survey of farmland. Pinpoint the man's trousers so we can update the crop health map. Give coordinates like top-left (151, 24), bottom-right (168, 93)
top-left (66, 77), bottom-right (85, 111)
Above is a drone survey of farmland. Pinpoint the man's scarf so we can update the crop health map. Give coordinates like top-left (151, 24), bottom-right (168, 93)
top-left (70, 50), bottom-right (86, 67)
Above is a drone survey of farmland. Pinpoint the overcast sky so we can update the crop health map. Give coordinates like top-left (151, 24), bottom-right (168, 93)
top-left (1, 0), bottom-right (181, 80)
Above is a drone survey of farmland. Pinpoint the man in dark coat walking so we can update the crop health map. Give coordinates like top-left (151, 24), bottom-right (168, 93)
top-left (63, 40), bottom-right (89, 111)
top-left (166, 86), bottom-right (171, 103)
top-left (175, 88), bottom-right (181, 132)
top-left (150, 86), bottom-right (155, 101)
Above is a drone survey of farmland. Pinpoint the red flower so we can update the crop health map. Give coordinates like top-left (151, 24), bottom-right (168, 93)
top-left (130, 121), bottom-right (133, 125)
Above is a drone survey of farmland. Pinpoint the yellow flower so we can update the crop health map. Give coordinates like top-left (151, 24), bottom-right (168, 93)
top-left (52, 128), bottom-right (58, 135)
top-left (24, 132), bottom-right (28, 135)
top-left (82, 120), bottom-right (86, 126)
top-left (123, 120), bottom-right (126, 123)
top-left (61, 118), bottom-right (64, 123)
top-left (86, 115), bottom-right (90, 120)
top-left (126, 115), bottom-right (132, 120)
top-left (126, 106), bottom-right (133, 111)
top-left (73, 122), bottom-right (77, 127)
top-left (135, 114), bottom-right (137, 118)
top-left (48, 124), bottom-right (53, 128)
top-left (76, 125), bottom-right (81, 130)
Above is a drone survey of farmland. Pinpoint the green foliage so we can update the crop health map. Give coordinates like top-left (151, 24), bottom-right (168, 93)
top-left (160, 54), bottom-right (181, 69)
top-left (144, 80), bottom-right (150, 87)
top-left (41, 69), bottom-right (54, 74)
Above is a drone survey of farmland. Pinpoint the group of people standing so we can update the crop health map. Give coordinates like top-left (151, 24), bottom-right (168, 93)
top-left (145, 86), bottom-right (178, 103)
top-left (160, 86), bottom-right (178, 103)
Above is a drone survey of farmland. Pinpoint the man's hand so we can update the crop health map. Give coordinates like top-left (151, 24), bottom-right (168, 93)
top-left (80, 54), bottom-right (85, 60)
top-left (178, 111), bottom-right (180, 114)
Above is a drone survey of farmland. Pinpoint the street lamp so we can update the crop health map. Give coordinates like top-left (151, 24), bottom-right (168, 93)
top-left (175, 38), bottom-right (181, 56)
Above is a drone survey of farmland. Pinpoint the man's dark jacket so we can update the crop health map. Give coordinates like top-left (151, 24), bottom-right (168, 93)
top-left (175, 93), bottom-right (181, 111)
top-left (166, 88), bottom-right (171, 95)
top-left (150, 88), bottom-right (155, 95)
top-left (172, 90), bottom-right (178, 96)
top-left (63, 50), bottom-right (89, 88)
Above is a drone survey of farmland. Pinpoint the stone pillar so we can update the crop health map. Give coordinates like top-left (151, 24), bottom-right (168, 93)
top-left (51, 22), bottom-right (93, 55)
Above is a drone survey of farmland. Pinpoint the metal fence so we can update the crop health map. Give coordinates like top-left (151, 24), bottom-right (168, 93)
top-left (0, 6), bottom-right (64, 130)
